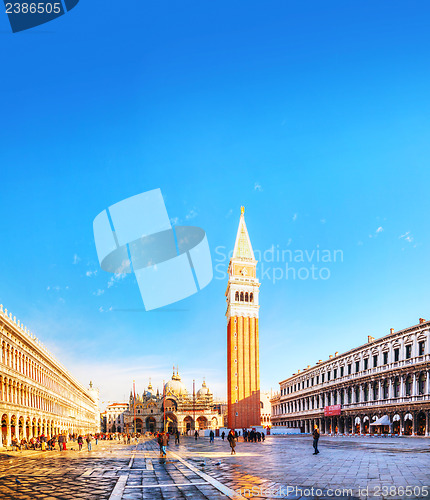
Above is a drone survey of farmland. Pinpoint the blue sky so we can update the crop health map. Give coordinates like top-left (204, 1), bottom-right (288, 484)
top-left (1, 1), bottom-right (430, 404)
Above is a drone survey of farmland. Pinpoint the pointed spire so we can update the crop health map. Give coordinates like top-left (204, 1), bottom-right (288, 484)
top-left (232, 206), bottom-right (255, 260)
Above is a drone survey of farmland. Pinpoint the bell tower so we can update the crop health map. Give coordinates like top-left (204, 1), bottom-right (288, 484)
top-left (226, 206), bottom-right (260, 429)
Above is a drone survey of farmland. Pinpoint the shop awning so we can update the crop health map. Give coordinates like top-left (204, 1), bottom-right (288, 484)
top-left (370, 415), bottom-right (391, 426)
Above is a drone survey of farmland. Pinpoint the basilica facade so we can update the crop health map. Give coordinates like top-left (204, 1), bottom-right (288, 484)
top-left (123, 370), bottom-right (221, 434)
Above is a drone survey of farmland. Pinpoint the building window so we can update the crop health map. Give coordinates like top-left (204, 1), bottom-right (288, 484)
top-left (373, 355), bottom-right (378, 368)
top-left (394, 348), bottom-right (399, 362)
top-left (363, 358), bottom-right (368, 370)
top-left (316, 376), bottom-right (319, 384)
top-left (355, 361), bottom-right (360, 373)
top-left (333, 369), bottom-right (337, 379)
top-left (340, 366), bottom-right (344, 377)
top-left (405, 376), bottom-right (412, 396)
top-left (383, 352), bottom-right (388, 365)
top-left (327, 372), bottom-right (331, 381)
top-left (321, 373), bottom-right (325, 383)
top-left (307, 379), bottom-right (310, 387)
top-left (419, 341), bottom-right (425, 356)
top-left (348, 364), bottom-right (352, 375)
top-left (235, 292), bottom-right (239, 301)
top-left (405, 345), bottom-right (412, 359)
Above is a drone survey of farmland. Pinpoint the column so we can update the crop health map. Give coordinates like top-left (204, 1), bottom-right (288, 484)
top-left (400, 376), bottom-right (405, 399)
top-left (425, 371), bottom-right (429, 396)
top-left (412, 373), bottom-right (417, 397)
top-left (426, 411), bottom-right (430, 437)
top-left (6, 418), bottom-right (11, 447)
top-left (378, 380), bottom-right (382, 400)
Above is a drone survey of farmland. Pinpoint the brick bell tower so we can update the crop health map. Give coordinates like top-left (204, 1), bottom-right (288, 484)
top-left (226, 206), bottom-right (260, 429)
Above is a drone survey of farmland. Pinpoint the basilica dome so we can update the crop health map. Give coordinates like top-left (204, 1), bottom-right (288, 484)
top-left (197, 380), bottom-right (210, 398)
top-left (164, 369), bottom-right (187, 396)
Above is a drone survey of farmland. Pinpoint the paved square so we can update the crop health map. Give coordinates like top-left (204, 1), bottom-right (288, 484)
top-left (0, 435), bottom-right (429, 499)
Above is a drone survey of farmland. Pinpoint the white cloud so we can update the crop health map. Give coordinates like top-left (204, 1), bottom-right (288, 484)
top-left (107, 273), bottom-right (127, 288)
top-left (73, 254), bottom-right (81, 265)
top-left (93, 289), bottom-right (105, 296)
top-left (254, 182), bottom-right (262, 192)
top-left (170, 217), bottom-right (179, 225)
top-left (292, 213), bottom-right (298, 222)
top-left (399, 231), bottom-right (414, 243)
top-left (376, 226), bottom-right (384, 233)
top-left (320, 219), bottom-right (326, 224)
top-left (185, 209), bottom-right (198, 220)
top-left (86, 270), bottom-right (97, 277)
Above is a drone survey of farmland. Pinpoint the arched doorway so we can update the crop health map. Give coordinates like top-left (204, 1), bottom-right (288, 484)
top-left (417, 412), bottom-right (426, 436)
top-left (133, 418), bottom-right (143, 433)
top-left (2, 414), bottom-right (8, 445)
top-left (404, 414), bottom-right (413, 436)
top-left (363, 416), bottom-right (369, 434)
top-left (19, 417), bottom-right (24, 439)
top-left (166, 414), bottom-right (177, 434)
top-left (355, 417), bottom-right (360, 434)
top-left (184, 416), bottom-right (194, 434)
top-left (211, 417), bottom-right (218, 429)
top-left (392, 415), bottom-right (400, 435)
top-left (10, 415), bottom-right (17, 439)
top-left (197, 416), bottom-right (208, 430)
top-left (26, 418), bottom-right (30, 438)
top-left (146, 417), bottom-right (156, 433)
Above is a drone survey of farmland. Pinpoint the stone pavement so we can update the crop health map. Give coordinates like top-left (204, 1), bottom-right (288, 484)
top-left (0, 435), bottom-right (429, 499)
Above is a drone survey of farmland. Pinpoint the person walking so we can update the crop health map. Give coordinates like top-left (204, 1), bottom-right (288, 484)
top-left (209, 430), bottom-right (214, 443)
top-left (175, 429), bottom-right (180, 445)
top-left (312, 425), bottom-right (320, 455)
top-left (77, 435), bottom-right (83, 451)
top-left (161, 432), bottom-right (169, 456)
top-left (58, 434), bottom-right (64, 451)
top-left (194, 430), bottom-right (199, 440)
top-left (86, 435), bottom-right (92, 451)
top-left (227, 429), bottom-right (237, 455)
top-left (221, 431), bottom-right (225, 441)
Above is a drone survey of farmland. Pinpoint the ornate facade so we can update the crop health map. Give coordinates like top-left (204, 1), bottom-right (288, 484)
top-left (226, 207), bottom-right (261, 428)
top-left (124, 371), bottom-right (221, 434)
top-left (271, 318), bottom-right (430, 436)
top-left (0, 305), bottom-right (100, 446)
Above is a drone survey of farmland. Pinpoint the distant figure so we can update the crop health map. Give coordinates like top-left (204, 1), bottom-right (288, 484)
top-left (194, 430), bottom-right (199, 440)
top-left (58, 434), bottom-right (64, 451)
top-left (77, 435), bottom-right (83, 451)
top-left (227, 429), bottom-right (237, 455)
top-left (312, 425), bottom-right (320, 455)
top-left (209, 430), bottom-right (214, 443)
top-left (175, 430), bottom-right (180, 445)
top-left (262, 432), bottom-right (265, 442)
top-left (86, 435), bottom-right (92, 451)
top-left (157, 433), bottom-right (163, 452)
top-left (221, 431), bottom-right (225, 441)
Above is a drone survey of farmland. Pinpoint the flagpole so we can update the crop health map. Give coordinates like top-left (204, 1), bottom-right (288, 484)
top-left (133, 380), bottom-right (136, 434)
top-left (163, 379), bottom-right (166, 432)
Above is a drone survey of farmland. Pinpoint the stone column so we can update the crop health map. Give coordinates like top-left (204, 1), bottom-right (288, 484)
top-left (412, 373), bottom-right (417, 397)
top-left (6, 418), bottom-right (11, 447)
top-left (426, 371), bottom-right (429, 396)
top-left (378, 380), bottom-right (382, 400)
top-left (426, 411), bottom-right (430, 437)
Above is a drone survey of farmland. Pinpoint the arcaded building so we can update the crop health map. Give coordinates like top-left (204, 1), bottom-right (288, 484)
top-left (0, 305), bottom-right (100, 445)
top-left (271, 318), bottom-right (430, 436)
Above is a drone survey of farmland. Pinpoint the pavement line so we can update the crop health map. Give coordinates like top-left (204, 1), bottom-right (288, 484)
top-left (125, 482), bottom-right (208, 488)
top-left (108, 475), bottom-right (128, 500)
top-left (168, 450), bottom-right (246, 500)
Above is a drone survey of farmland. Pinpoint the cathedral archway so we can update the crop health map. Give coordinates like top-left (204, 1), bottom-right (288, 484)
top-left (184, 416), bottom-right (194, 434)
top-left (146, 417), bottom-right (156, 433)
top-left (197, 416), bottom-right (208, 430)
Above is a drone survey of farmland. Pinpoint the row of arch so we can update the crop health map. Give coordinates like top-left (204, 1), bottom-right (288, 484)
top-left (274, 371), bottom-right (430, 415)
top-left (125, 414), bottom-right (219, 434)
top-left (278, 410), bottom-right (430, 436)
top-left (234, 291), bottom-right (254, 303)
top-left (1, 413), bottom-right (92, 444)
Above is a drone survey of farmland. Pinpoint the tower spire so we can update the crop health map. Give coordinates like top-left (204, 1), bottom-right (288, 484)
top-left (232, 206), bottom-right (255, 260)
